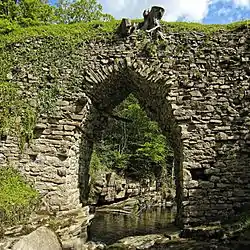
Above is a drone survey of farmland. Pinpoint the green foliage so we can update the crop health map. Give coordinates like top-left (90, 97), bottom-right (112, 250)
top-left (0, 166), bottom-right (39, 228)
top-left (162, 20), bottom-right (250, 33)
top-left (36, 84), bottom-right (64, 116)
top-left (0, 0), bottom-right (19, 20)
top-left (0, 17), bottom-right (248, 50)
top-left (0, 20), bottom-right (119, 49)
top-left (11, 0), bottom-right (54, 27)
top-left (0, 0), bottom-right (56, 27)
top-left (136, 135), bottom-right (167, 163)
top-left (89, 149), bottom-right (107, 176)
top-left (101, 13), bottom-right (115, 22)
top-left (0, 0), bottom-right (114, 29)
top-left (94, 94), bottom-right (170, 180)
top-left (18, 0), bottom-right (55, 24)
top-left (0, 0), bottom-right (248, 36)
top-left (0, 82), bottom-right (36, 150)
top-left (0, 19), bottom-right (19, 34)
top-left (55, 0), bottom-right (111, 24)
top-left (117, 95), bottom-right (169, 165)
top-left (107, 150), bottom-right (129, 170)
top-left (0, 81), bottom-right (65, 150)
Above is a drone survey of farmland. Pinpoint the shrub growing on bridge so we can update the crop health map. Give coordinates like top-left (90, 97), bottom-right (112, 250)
top-left (0, 166), bottom-right (39, 231)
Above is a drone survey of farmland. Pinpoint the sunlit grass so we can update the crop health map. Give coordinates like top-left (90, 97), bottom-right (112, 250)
top-left (0, 166), bottom-right (39, 228)
top-left (0, 19), bottom-right (249, 49)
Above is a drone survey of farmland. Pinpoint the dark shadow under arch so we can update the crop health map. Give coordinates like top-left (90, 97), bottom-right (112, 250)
top-left (78, 69), bottom-right (184, 227)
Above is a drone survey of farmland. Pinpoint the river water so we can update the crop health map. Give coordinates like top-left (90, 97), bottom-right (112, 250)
top-left (88, 207), bottom-right (176, 245)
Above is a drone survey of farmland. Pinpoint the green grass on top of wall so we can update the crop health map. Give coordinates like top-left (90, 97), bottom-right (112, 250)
top-left (0, 19), bottom-right (249, 49)
top-left (0, 20), bottom-right (120, 49)
top-left (161, 20), bottom-right (250, 33)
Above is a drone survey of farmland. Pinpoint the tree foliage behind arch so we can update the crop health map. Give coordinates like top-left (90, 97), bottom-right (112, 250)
top-left (93, 94), bottom-right (173, 181)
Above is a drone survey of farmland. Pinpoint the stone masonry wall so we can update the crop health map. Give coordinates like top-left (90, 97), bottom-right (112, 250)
top-left (0, 25), bottom-right (249, 237)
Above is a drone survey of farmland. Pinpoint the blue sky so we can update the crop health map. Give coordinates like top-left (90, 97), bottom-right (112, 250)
top-left (50, 0), bottom-right (250, 24)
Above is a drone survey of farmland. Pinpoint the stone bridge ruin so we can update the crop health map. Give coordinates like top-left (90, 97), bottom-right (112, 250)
top-left (0, 22), bottom-right (250, 242)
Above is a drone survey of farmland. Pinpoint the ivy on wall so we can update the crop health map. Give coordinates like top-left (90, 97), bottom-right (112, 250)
top-left (0, 82), bottom-right (36, 150)
top-left (0, 81), bottom-right (63, 150)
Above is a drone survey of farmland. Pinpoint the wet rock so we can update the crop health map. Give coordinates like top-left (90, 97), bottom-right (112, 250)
top-left (106, 234), bottom-right (165, 250)
top-left (180, 226), bottom-right (225, 240)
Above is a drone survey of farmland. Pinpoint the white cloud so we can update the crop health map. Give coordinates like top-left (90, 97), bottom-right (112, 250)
top-left (161, 0), bottom-right (212, 21)
top-left (101, 0), bottom-right (250, 22)
top-left (233, 0), bottom-right (250, 8)
top-left (103, 0), bottom-right (212, 22)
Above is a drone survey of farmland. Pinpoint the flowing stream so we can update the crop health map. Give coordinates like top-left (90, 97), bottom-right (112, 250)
top-left (88, 207), bottom-right (177, 245)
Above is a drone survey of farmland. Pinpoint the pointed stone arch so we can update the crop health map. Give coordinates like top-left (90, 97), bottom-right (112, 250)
top-left (1, 27), bottom-right (249, 238)
top-left (78, 60), bottom-right (185, 226)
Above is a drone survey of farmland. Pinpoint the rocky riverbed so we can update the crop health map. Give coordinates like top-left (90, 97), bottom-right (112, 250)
top-left (79, 229), bottom-right (250, 250)
top-left (2, 190), bottom-right (250, 250)
top-left (2, 219), bottom-right (250, 250)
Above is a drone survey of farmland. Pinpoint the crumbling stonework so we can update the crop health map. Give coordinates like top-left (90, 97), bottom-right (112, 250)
top-left (0, 25), bottom-right (250, 243)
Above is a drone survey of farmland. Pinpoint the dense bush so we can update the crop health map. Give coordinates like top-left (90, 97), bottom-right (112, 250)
top-left (0, 19), bottom-right (19, 34)
top-left (0, 166), bottom-right (39, 228)
top-left (0, 0), bottom-right (114, 29)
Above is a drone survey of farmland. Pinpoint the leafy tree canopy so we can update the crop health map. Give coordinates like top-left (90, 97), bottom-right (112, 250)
top-left (0, 0), bottom-right (114, 30)
top-left (94, 94), bottom-right (173, 181)
top-left (55, 0), bottom-right (114, 24)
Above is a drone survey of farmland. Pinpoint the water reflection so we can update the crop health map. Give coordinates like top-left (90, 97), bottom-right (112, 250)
top-left (88, 207), bottom-right (176, 245)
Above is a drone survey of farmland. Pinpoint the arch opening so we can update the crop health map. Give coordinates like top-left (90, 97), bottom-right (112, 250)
top-left (78, 69), bottom-right (184, 226)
